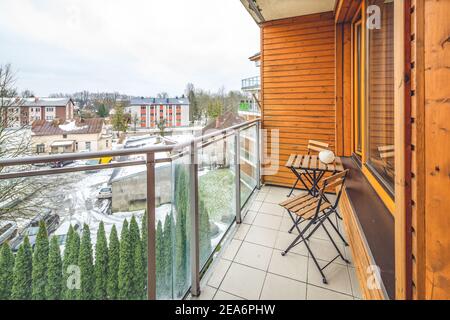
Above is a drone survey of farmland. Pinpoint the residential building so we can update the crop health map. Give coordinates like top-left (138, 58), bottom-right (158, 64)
top-left (126, 97), bottom-right (190, 128)
top-left (31, 118), bottom-right (111, 154)
top-left (1, 97), bottom-right (75, 127)
top-left (239, 52), bottom-right (261, 119)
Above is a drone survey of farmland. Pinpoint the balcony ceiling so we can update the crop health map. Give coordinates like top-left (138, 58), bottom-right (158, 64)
top-left (241, 0), bottom-right (337, 24)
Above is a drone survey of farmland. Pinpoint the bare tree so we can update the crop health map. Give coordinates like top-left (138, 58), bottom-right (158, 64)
top-left (0, 64), bottom-right (52, 222)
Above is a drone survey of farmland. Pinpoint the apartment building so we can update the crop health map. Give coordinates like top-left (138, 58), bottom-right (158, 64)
top-left (127, 97), bottom-right (190, 128)
top-left (1, 97), bottom-right (75, 127)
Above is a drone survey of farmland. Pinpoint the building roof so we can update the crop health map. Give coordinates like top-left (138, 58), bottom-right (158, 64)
top-left (129, 97), bottom-right (189, 106)
top-left (1, 97), bottom-right (72, 108)
top-left (31, 118), bottom-right (104, 136)
top-left (202, 111), bottom-right (246, 133)
top-left (249, 52), bottom-right (261, 61)
top-left (240, 0), bottom-right (336, 24)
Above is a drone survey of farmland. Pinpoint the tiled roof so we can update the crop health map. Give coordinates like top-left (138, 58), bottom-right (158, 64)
top-left (130, 97), bottom-right (189, 105)
top-left (1, 97), bottom-right (72, 107)
top-left (31, 118), bottom-right (104, 136)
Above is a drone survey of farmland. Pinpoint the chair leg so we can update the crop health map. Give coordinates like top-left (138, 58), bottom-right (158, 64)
top-left (322, 224), bottom-right (349, 264)
top-left (303, 234), bottom-right (328, 284)
top-left (288, 178), bottom-right (299, 197)
top-left (326, 215), bottom-right (349, 247)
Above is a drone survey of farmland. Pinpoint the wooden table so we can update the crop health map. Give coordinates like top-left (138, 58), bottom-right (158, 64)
top-left (285, 154), bottom-right (345, 197)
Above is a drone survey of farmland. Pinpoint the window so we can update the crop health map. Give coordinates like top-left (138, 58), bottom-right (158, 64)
top-left (106, 140), bottom-right (109, 148)
top-left (63, 134), bottom-right (67, 139)
top-left (85, 141), bottom-right (91, 151)
top-left (46, 116), bottom-right (54, 120)
top-left (366, 0), bottom-right (395, 193)
top-left (353, 20), bottom-right (363, 156)
top-left (46, 107), bottom-right (54, 112)
top-left (36, 144), bottom-right (45, 154)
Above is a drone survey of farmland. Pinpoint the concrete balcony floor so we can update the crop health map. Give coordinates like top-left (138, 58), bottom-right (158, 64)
top-left (190, 185), bottom-right (363, 300)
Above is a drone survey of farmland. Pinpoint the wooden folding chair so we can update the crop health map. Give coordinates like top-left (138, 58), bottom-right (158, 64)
top-left (286, 140), bottom-right (329, 197)
top-left (279, 169), bottom-right (350, 284)
top-left (378, 145), bottom-right (395, 179)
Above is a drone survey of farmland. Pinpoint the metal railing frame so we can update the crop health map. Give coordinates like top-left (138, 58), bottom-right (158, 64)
top-left (0, 118), bottom-right (261, 300)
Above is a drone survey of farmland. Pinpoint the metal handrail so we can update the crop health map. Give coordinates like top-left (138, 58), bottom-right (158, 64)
top-left (0, 118), bottom-right (259, 168)
top-left (0, 118), bottom-right (262, 301)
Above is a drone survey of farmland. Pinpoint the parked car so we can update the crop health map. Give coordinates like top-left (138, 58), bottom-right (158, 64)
top-left (97, 186), bottom-right (112, 199)
top-left (10, 210), bottom-right (60, 251)
top-left (54, 220), bottom-right (81, 250)
top-left (0, 221), bottom-right (18, 246)
top-left (50, 160), bottom-right (74, 168)
top-left (29, 209), bottom-right (60, 232)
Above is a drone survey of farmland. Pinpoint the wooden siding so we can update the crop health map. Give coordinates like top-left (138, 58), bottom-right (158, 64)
top-left (423, 0), bottom-right (450, 300)
top-left (261, 12), bottom-right (336, 187)
top-left (339, 188), bottom-right (386, 300)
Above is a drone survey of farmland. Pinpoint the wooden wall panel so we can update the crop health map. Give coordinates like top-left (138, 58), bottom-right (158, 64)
top-left (423, 0), bottom-right (450, 300)
top-left (339, 188), bottom-right (386, 300)
top-left (261, 12), bottom-right (336, 187)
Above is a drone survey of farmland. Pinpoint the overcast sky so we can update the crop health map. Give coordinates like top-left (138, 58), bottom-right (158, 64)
top-left (0, 0), bottom-right (260, 97)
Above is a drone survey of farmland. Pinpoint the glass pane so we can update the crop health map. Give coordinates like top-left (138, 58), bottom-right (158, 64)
top-left (0, 162), bottom-right (149, 300)
top-left (198, 135), bottom-right (236, 268)
top-left (240, 124), bottom-right (258, 207)
top-left (166, 154), bottom-right (190, 299)
top-left (366, 0), bottom-right (395, 190)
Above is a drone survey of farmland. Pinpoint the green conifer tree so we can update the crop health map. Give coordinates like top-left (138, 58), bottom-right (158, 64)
top-left (174, 166), bottom-right (188, 297)
top-left (78, 224), bottom-right (94, 300)
top-left (199, 200), bottom-right (212, 266)
top-left (32, 221), bottom-right (49, 300)
top-left (61, 225), bottom-right (74, 299)
top-left (128, 215), bottom-right (140, 297)
top-left (0, 243), bottom-right (14, 299)
top-left (141, 210), bottom-right (148, 291)
top-left (63, 227), bottom-right (80, 300)
top-left (11, 236), bottom-right (33, 299)
top-left (155, 220), bottom-right (165, 298)
top-left (94, 222), bottom-right (108, 300)
top-left (45, 236), bottom-right (62, 300)
top-left (133, 239), bottom-right (145, 300)
top-left (118, 220), bottom-right (133, 299)
top-left (163, 213), bottom-right (174, 298)
top-left (107, 225), bottom-right (120, 300)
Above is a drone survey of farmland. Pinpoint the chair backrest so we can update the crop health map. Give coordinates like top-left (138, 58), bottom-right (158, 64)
top-left (307, 140), bottom-right (329, 154)
top-left (378, 145), bottom-right (394, 159)
top-left (319, 169), bottom-right (349, 209)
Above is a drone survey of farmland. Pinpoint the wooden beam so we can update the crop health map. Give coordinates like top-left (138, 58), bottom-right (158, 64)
top-left (336, 23), bottom-right (344, 156)
top-left (424, 0), bottom-right (450, 300)
top-left (343, 23), bottom-right (353, 156)
top-left (411, 0), bottom-right (426, 300)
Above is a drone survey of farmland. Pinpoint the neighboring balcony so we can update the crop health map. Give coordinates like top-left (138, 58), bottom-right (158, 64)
top-left (241, 76), bottom-right (260, 92)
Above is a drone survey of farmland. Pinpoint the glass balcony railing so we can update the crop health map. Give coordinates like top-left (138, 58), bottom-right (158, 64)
top-left (241, 76), bottom-right (260, 91)
top-left (0, 118), bottom-right (261, 300)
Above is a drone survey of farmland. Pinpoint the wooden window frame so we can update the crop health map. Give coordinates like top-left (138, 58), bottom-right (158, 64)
top-left (353, 0), bottom-right (396, 214)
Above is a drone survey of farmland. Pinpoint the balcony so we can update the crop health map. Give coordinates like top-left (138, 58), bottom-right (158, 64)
top-left (0, 119), bottom-right (262, 300)
top-left (241, 76), bottom-right (260, 92)
top-left (189, 186), bottom-right (361, 300)
top-left (0, 118), bottom-right (367, 301)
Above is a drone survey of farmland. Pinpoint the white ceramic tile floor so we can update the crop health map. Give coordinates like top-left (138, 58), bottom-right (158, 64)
top-left (192, 186), bottom-right (363, 300)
